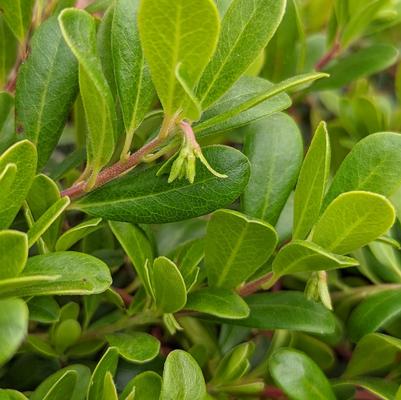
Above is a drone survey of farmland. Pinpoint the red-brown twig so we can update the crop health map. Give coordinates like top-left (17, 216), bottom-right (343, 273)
top-left (237, 272), bottom-right (274, 297)
top-left (315, 40), bottom-right (341, 70)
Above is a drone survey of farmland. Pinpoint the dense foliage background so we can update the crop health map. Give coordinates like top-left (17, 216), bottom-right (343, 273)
top-left (2, 0), bottom-right (401, 399)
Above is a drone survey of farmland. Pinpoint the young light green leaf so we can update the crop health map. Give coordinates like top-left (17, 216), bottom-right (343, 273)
top-left (334, 378), bottom-right (399, 400)
top-left (26, 174), bottom-right (63, 251)
top-left (205, 209), bottom-right (277, 289)
top-left (106, 333), bottom-right (160, 363)
top-left (120, 371), bottom-right (162, 400)
top-left (27, 197), bottom-right (70, 248)
top-left (347, 289), bottom-right (401, 342)
top-left (273, 240), bottom-right (358, 278)
top-left (59, 8), bottom-right (115, 183)
top-left (74, 146), bottom-right (250, 224)
top-left (138, 0), bottom-right (220, 120)
top-left (313, 191), bottom-right (396, 255)
top-left (108, 221), bottom-right (154, 294)
top-left (161, 350), bottom-right (206, 400)
top-left (112, 0), bottom-right (155, 157)
top-left (324, 132), bottom-right (401, 206)
top-left (227, 292), bottom-right (336, 334)
top-left (102, 372), bottom-right (117, 400)
top-left (0, 252), bottom-right (112, 297)
top-left (0, 0), bottom-right (35, 42)
top-left (293, 122), bottom-right (330, 240)
top-left (269, 348), bottom-right (336, 400)
top-left (242, 113), bottom-right (303, 225)
top-left (0, 298), bottom-right (28, 366)
top-left (0, 230), bottom-right (27, 279)
top-left (87, 347), bottom-right (119, 400)
top-left (185, 288), bottom-right (249, 319)
top-left (0, 389), bottom-right (27, 400)
top-left (197, 0), bottom-right (286, 108)
top-left (56, 217), bottom-right (103, 251)
top-left (345, 333), bottom-right (401, 378)
top-left (0, 140), bottom-right (37, 229)
top-left (311, 44), bottom-right (399, 91)
top-left (152, 257), bottom-right (187, 313)
top-left (15, 16), bottom-right (79, 169)
top-left (42, 371), bottom-right (78, 400)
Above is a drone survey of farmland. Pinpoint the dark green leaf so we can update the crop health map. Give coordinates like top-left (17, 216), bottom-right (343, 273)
top-left (0, 0), bottom-right (35, 42)
top-left (333, 378), bottom-right (399, 400)
top-left (42, 371), bottom-right (77, 400)
top-left (120, 371), bottom-right (162, 400)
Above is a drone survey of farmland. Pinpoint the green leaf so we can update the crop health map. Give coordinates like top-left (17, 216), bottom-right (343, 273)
top-left (0, 140), bottom-right (37, 229)
top-left (311, 44), bottom-right (399, 91)
top-left (161, 350), bottom-right (206, 400)
top-left (194, 76), bottom-right (291, 138)
top-left (345, 333), bottom-right (401, 377)
top-left (152, 257), bottom-right (187, 313)
top-left (228, 292), bottom-right (336, 334)
top-left (0, 0), bottom-right (35, 42)
top-left (185, 288), bottom-right (249, 319)
top-left (242, 113), bottom-right (303, 225)
top-left (205, 209), bottom-right (277, 289)
top-left (269, 348), bottom-right (336, 400)
top-left (102, 372), bottom-right (117, 400)
top-left (0, 298), bottom-right (28, 366)
top-left (15, 16), bottom-right (79, 169)
top-left (138, 0), bottom-right (220, 120)
top-left (333, 378), bottom-right (399, 400)
top-left (56, 217), bottom-right (103, 251)
top-left (112, 0), bottom-right (155, 152)
top-left (313, 191), bottom-right (395, 255)
top-left (106, 333), bottom-right (160, 363)
top-left (0, 18), bottom-right (17, 86)
top-left (324, 132), bottom-right (401, 206)
top-left (0, 230), bottom-right (27, 279)
top-left (31, 365), bottom-right (91, 400)
top-left (74, 145), bottom-right (250, 224)
top-left (108, 221), bottom-right (153, 295)
top-left (293, 122), bottom-right (330, 240)
top-left (27, 197), bottom-right (70, 248)
top-left (120, 371), bottom-right (162, 400)
top-left (272, 240), bottom-right (358, 278)
top-left (59, 8), bottom-right (115, 181)
top-left (347, 289), bottom-right (401, 342)
top-left (26, 174), bottom-right (63, 251)
top-left (0, 92), bottom-right (14, 132)
top-left (87, 347), bottom-right (119, 400)
top-left (0, 389), bottom-right (27, 400)
top-left (197, 0), bottom-right (286, 108)
top-left (0, 252), bottom-right (112, 297)
top-left (27, 296), bottom-right (60, 324)
top-left (42, 371), bottom-right (77, 400)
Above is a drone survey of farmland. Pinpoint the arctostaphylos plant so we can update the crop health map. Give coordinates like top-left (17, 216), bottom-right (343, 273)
top-left (2, 0), bottom-right (401, 398)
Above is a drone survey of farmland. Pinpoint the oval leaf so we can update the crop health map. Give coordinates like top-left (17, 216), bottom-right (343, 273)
top-left (0, 230), bottom-right (28, 279)
top-left (120, 371), bottom-right (162, 400)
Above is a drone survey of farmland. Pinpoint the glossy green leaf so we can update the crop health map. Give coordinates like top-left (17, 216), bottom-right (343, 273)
top-left (345, 333), bottom-right (401, 377)
top-left (228, 292), bottom-right (336, 334)
top-left (31, 365), bottom-right (91, 400)
top-left (102, 373), bottom-right (117, 400)
top-left (15, 16), bottom-right (78, 169)
top-left (0, 298), bottom-right (28, 366)
top-left (106, 333), bottom-right (160, 363)
top-left (185, 288), bottom-right (250, 319)
top-left (0, 389), bottom-right (27, 400)
top-left (74, 146), bottom-right (250, 224)
top-left (197, 0), bottom-right (286, 108)
top-left (0, 18), bottom-right (17, 87)
top-left (205, 209), bottom-right (277, 289)
top-left (120, 371), bottom-right (162, 400)
top-left (324, 132), bottom-right (401, 206)
top-left (27, 296), bottom-right (60, 324)
top-left (242, 113), bottom-right (303, 225)
top-left (26, 174), bottom-right (63, 251)
top-left (42, 371), bottom-right (77, 400)
top-left (56, 218), bottom-right (103, 251)
top-left (152, 257), bottom-right (187, 313)
top-left (334, 378), bottom-right (399, 400)
top-left (87, 347), bottom-right (119, 400)
top-left (161, 350), bottom-right (206, 400)
top-left (269, 348), bottom-right (336, 400)
top-left (311, 44), bottom-right (399, 91)
top-left (108, 221), bottom-right (153, 294)
top-left (0, 230), bottom-right (27, 279)
top-left (0, 140), bottom-right (37, 229)
top-left (273, 240), bottom-right (358, 278)
top-left (0, 0), bottom-right (35, 42)
top-left (293, 122), bottom-right (330, 240)
top-left (59, 8), bottom-right (115, 180)
top-left (0, 92), bottom-right (14, 132)
top-left (27, 197), bottom-right (70, 248)
top-left (138, 0), bottom-right (220, 120)
top-left (347, 289), bottom-right (401, 342)
top-left (112, 0), bottom-right (155, 152)
top-left (0, 252), bottom-right (112, 297)
top-left (313, 191), bottom-right (395, 255)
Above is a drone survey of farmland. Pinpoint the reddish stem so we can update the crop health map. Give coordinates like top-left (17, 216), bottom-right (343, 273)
top-left (114, 288), bottom-right (133, 306)
top-left (262, 386), bottom-right (286, 399)
top-left (238, 272), bottom-right (274, 297)
top-left (315, 41), bottom-right (341, 70)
